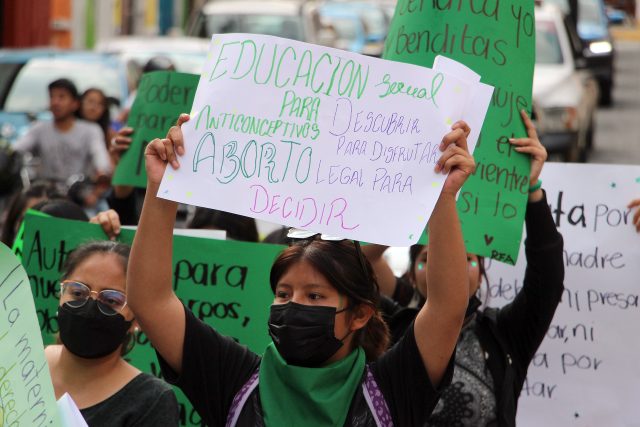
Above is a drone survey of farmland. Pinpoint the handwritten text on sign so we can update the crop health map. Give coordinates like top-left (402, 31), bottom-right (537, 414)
top-left (0, 242), bottom-right (60, 427)
top-left (487, 163), bottom-right (640, 426)
top-left (158, 33), bottom-right (480, 246)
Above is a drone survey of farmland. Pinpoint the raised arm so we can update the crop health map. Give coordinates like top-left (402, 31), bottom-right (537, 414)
top-left (127, 114), bottom-right (190, 374)
top-left (414, 121), bottom-right (475, 387)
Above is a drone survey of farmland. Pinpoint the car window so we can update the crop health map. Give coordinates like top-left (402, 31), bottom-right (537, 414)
top-left (4, 59), bottom-right (123, 113)
top-left (0, 63), bottom-right (24, 108)
top-left (205, 14), bottom-right (304, 41)
top-left (577, 0), bottom-right (608, 34)
top-left (536, 19), bottom-right (565, 64)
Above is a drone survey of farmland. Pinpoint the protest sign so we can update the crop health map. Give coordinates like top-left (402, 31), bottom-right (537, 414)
top-left (0, 242), bottom-right (61, 427)
top-left (21, 213), bottom-right (283, 426)
top-left (486, 163), bottom-right (640, 425)
top-left (384, 0), bottom-right (536, 264)
top-left (112, 71), bottom-right (199, 188)
top-left (158, 33), bottom-right (491, 246)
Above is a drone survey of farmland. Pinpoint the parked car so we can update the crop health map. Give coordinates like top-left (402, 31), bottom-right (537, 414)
top-left (545, 0), bottom-right (615, 105)
top-left (95, 36), bottom-right (210, 74)
top-left (318, 1), bottom-right (388, 56)
top-left (187, 0), bottom-right (332, 45)
top-left (534, 4), bottom-right (599, 162)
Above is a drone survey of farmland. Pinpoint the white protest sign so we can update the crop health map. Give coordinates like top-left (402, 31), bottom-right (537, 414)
top-left (486, 162), bottom-right (640, 426)
top-left (159, 33), bottom-right (490, 246)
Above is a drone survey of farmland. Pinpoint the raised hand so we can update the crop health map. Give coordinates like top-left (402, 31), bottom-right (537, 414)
top-left (629, 199), bottom-right (640, 232)
top-left (144, 114), bottom-right (190, 187)
top-left (435, 120), bottom-right (476, 196)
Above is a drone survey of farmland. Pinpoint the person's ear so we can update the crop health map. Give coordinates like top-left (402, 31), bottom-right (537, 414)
top-left (349, 304), bottom-right (374, 332)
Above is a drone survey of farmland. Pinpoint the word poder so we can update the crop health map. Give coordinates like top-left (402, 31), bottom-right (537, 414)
top-left (159, 34), bottom-right (490, 245)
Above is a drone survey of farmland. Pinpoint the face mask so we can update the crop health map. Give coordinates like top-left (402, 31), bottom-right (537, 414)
top-left (268, 301), bottom-right (349, 367)
top-left (57, 299), bottom-right (132, 359)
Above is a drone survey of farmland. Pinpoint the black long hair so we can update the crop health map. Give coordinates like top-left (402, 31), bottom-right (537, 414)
top-left (270, 240), bottom-right (390, 361)
top-left (77, 88), bottom-right (111, 142)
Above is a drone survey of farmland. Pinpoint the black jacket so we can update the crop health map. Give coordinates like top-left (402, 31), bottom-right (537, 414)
top-left (384, 192), bottom-right (564, 427)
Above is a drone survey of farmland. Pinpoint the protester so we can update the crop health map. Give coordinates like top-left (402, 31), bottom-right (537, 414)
top-left (13, 79), bottom-right (111, 183)
top-left (376, 111), bottom-right (564, 427)
top-left (45, 241), bottom-right (179, 426)
top-left (0, 180), bottom-right (65, 245)
top-left (187, 208), bottom-right (259, 242)
top-left (77, 88), bottom-right (116, 150)
top-left (126, 114), bottom-right (475, 426)
top-left (629, 199), bottom-right (640, 232)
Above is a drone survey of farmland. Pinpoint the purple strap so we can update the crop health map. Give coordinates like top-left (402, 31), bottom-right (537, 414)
top-left (225, 370), bottom-right (259, 427)
top-left (225, 366), bottom-right (393, 427)
top-left (362, 366), bottom-right (394, 427)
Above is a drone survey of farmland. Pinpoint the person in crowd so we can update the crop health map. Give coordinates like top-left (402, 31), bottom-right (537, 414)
top-left (45, 241), bottom-right (179, 426)
top-left (125, 114), bottom-right (475, 426)
top-left (1, 180), bottom-right (65, 245)
top-left (187, 208), bottom-right (259, 242)
top-left (371, 110), bottom-right (564, 427)
top-left (14, 78), bottom-right (111, 183)
top-left (77, 88), bottom-right (116, 151)
top-left (629, 199), bottom-right (640, 232)
top-left (106, 56), bottom-right (177, 225)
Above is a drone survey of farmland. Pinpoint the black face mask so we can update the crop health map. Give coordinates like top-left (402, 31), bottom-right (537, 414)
top-left (268, 302), bottom-right (349, 368)
top-left (57, 299), bottom-right (132, 359)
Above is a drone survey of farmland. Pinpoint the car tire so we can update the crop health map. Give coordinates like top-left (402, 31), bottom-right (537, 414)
top-left (599, 80), bottom-right (613, 106)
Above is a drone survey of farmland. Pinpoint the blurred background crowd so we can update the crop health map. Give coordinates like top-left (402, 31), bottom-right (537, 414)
top-left (0, 0), bottom-right (639, 248)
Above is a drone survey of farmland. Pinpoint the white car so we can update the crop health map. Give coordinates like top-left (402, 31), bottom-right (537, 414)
top-left (534, 4), bottom-right (598, 162)
top-left (188, 0), bottom-right (332, 45)
top-left (95, 36), bottom-right (210, 75)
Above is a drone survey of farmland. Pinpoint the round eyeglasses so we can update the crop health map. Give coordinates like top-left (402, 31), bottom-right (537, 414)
top-left (60, 280), bottom-right (127, 316)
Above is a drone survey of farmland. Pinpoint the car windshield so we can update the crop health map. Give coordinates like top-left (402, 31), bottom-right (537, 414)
top-left (577, 0), bottom-right (608, 35)
top-left (206, 14), bottom-right (303, 40)
top-left (536, 19), bottom-right (564, 65)
top-left (4, 58), bottom-right (123, 113)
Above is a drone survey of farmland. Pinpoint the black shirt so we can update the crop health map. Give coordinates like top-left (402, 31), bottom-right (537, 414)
top-left (80, 373), bottom-right (179, 427)
top-left (157, 305), bottom-right (454, 427)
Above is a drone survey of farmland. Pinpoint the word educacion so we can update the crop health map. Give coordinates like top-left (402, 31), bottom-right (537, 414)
top-left (207, 39), bottom-right (370, 99)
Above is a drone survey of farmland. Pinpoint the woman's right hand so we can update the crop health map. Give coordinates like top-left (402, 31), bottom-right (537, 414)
top-left (109, 127), bottom-right (134, 165)
top-left (145, 114), bottom-right (190, 187)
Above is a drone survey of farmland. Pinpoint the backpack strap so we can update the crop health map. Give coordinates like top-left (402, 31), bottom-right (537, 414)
top-left (362, 366), bottom-right (394, 427)
top-left (225, 369), bottom-right (260, 427)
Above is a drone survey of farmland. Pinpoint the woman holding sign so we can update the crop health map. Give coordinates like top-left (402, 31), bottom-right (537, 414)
top-left (45, 241), bottom-right (180, 426)
top-left (127, 114), bottom-right (476, 426)
top-left (377, 111), bottom-right (564, 427)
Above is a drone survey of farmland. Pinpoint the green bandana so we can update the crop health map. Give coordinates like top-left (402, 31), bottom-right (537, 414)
top-left (259, 343), bottom-right (366, 427)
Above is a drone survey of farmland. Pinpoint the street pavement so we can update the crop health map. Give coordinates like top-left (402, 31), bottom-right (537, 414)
top-left (589, 40), bottom-right (640, 164)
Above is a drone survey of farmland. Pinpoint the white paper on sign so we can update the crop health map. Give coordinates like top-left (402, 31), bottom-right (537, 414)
top-left (486, 162), bottom-right (640, 426)
top-left (159, 33), bottom-right (492, 246)
top-left (433, 55), bottom-right (493, 156)
top-left (57, 393), bottom-right (89, 427)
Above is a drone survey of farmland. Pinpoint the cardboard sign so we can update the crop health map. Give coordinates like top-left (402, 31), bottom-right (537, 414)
top-left (112, 71), bottom-right (199, 188)
top-left (0, 242), bottom-right (61, 427)
top-left (158, 33), bottom-right (492, 246)
top-left (384, 0), bottom-right (536, 263)
top-left (21, 213), bottom-right (284, 426)
top-left (486, 163), bottom-right (640, 425)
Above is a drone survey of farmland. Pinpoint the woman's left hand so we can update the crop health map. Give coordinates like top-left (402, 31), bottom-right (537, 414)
top-left (435, 120), bottom-right (476, 197)
top-left (628, 199), bottom-right (640, 232)
top-left (509, 110), bottom-right (547, 186)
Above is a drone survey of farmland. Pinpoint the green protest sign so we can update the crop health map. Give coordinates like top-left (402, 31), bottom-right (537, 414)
top-left (0, 242), bottom-right (61, 427)
top-left (112, 71), bottom-right (199, 188)
top-left (21, 212), bottom-right (283, 426)
top-left (384, 0), bottom-right (535, 264)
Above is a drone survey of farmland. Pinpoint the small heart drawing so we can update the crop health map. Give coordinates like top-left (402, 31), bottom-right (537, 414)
top-left (484, 234), bottom-right (494, 246)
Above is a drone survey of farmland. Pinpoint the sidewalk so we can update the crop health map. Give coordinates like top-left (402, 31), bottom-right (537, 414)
top-left (611, 24), bottom-right (640, 41)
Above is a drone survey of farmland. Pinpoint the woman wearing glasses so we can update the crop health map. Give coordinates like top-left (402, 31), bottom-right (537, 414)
top-left (45, 241), bottom-right (179, 426)
top-left (127, 114), bottom-right (475, 426)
